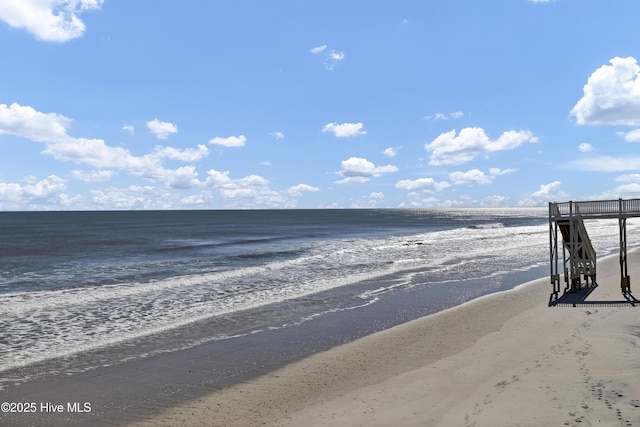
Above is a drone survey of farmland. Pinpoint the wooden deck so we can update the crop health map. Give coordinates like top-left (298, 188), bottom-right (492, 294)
top-left (549, 198), bottom-right (640, 298)
top-left (550, 198), bottom-right (640, 220)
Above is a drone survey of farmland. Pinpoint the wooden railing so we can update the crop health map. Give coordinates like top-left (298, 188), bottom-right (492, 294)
top-left (549, 198), bottom-right (640, 220)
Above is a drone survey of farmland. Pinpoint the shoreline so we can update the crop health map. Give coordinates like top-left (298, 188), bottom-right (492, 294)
top-left (0, 264), bottom-right (549, 427)
top-left (2, 250), bottom-right (638, 426)
top-left (123, 250), bottom-right (640, 427)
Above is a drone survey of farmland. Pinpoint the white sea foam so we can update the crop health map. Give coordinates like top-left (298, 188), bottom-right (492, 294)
top-left (2, 216), bottom-right (639, 376)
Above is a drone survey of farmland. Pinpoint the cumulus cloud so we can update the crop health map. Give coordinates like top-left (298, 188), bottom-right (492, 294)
top-left (322, 122), bottom-right (366, 138)
top-left (205, 169), bottom-right (288, 208)
top-left (396, 177), bottom-right (450, 192)
top-left (270, 131), bottom-right (285, 140)
top-left (449, 169), bottom-right (492, 186)
top-left (151, 144), bottom-right (209, 162)
top-left (0, 102), bottom-right (209, 185)
top-left (164, 165), bottom-right (200, 189)
top-left (0, 102), bottom-right (70, 142)
top-left (571, 57), bottom-right (640, 126)
top-left (89, 185), bottom-right (175, 210)
top-left (619, 129), bottom-right (640, 142)
top-left (336, 157), bottom-right (398, 184)
top-left (209, 135), bottom-right (247, 147)
top-left (43, 138), bottom-right (153, 171)
top-left (0, 175), bottom-right (67, 208)
top-left (383, 147), bottom-right (398, 158)
top-left (287, 184), bottom-right (320, 196)
top-left (425, 127), bottom-right (537, 165)
top-left (146, 118), bottom-right (178, 139)
top-left (518, 181), bottom-right (568, 207)
top-left (122, 124), bottom-right (135, 135)
top-left (0, 0), bottom-right (103, 42)
top-left (449, 168), bottom-right (516, 186)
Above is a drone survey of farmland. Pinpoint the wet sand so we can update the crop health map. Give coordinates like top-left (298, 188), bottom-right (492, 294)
top-left (124, 250), bottom-right (640, 427)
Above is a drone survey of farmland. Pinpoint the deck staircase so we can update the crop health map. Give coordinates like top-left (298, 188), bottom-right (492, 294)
top-left (556, 217), bottom-right (596, 291)
top-left (549, 198), bottom-right (640, 296)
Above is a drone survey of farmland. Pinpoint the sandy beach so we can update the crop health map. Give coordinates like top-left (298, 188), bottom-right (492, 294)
top-left (124, 250), bottom-right (640, 427)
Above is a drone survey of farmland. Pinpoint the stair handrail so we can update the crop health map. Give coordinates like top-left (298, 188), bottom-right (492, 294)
top-left (574, 204), bottom-right (597, 271)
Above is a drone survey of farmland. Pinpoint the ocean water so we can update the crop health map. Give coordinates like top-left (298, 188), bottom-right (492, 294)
top-left (0, 208), bottom-right (637, 389)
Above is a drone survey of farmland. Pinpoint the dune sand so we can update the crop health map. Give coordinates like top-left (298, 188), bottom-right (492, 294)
top-left (126, 250), bottom-right (640, 427)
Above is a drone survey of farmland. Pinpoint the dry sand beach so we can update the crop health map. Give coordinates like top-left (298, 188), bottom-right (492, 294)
top-left (126, 250), bottom-right (640, 427)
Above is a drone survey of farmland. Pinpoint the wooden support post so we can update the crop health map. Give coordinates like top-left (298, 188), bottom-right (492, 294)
top-left (620, 215), bottom-right (630, 293)
top-left (549, 203), bottom-right (561, 295)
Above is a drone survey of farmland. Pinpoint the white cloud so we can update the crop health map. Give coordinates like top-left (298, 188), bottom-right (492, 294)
top-left (352, 192), bottom-right (385, 208)
top-left (570, 56), bottom-right (640, 126)
top-left (209, 135), bottom-right (247, 147)
top-left (425, 127), bottom-right (537, 165)
top-left (396, 177), bottom-right (450, 192)
top-left (310, 45), bottom-right (327, 54)
top-left (43, 137), bottom-right (149, 170)
top-left (165, 165), bottom-right (200, 189)
top-left (616, 174), bottom-right (640, 183)
top-left (0, 103), bottom-right (209, 185)
top-left (329, 51), bottom-right (345, 61)
top-left (0, 0), bottom-right (103, 42)
top-left (0, 102), bottom-right (70, 142)
top-left (481, 195), bottom-right (507, 207)
top-left (322, 122), bottom-right (366, 138)
top-left (567, 155), bottom-right (640, 172)
top-left (619, 129), bottom-right (640, 142)
top-left (70, 169), bottom-right (115, 182)
top-left (311, 44), bottom-right (345, 71)
top-left (424, 111), bottom-right (465, 121)
top-left (89, 185), bottom-right (175, 210)
top-left (518, 181), bottom-right (568, 206)
top-left (152, 144), bottom-right (209, 162)
top-left (383, 147), bottom-right (398, 158)
top-left (205, 169), bottom-right (289, 208)
top-left (146, 118), bottom-right (178, 139)
top-left (399, 196), bottom-right (441, 208)
top-left (122, 124), bottom-right (135, 135)
top-left (0, 175), bottom-right (67, 208)
top-left (489, 167), bottom-right (517, 176)
top-left (578, 143), bottom-right (593, 152)
top-left (270, 131), bottom-right (285, 140)
top-left (449, 169), bottom-right (492, 186)
top-left (287, 184), bottom-right (320, 196)
top-left (449, 168), bottom-right (515, 186)
top-left (591, 183), bottom-right (640, 200)
top-left (336, 157), bottom-right (398, 184)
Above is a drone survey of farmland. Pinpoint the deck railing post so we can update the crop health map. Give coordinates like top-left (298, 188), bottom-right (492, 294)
top-left (619, 198), bottom-right (630, 294)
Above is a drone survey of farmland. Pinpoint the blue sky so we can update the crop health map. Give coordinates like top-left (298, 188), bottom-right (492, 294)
top-left (1, 1), bottom-right (640, 210)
